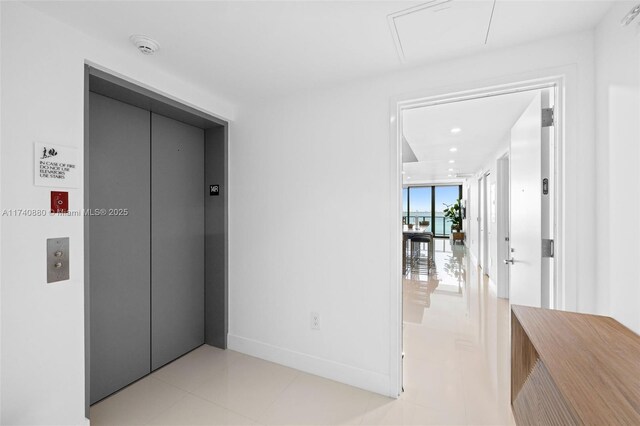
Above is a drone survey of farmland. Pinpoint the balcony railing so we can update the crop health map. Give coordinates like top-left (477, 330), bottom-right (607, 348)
top-left (403, 213), bottom-right (453, 236)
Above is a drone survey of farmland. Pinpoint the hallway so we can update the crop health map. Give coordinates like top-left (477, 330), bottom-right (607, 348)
top-left (90, 240), bottom-right (513, 425)
top-left (402, 240), bottom-right (514, 425)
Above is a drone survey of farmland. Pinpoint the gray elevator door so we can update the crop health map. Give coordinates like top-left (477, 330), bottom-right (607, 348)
top-left (151, 113), bottom-right (205, 369)
top-left (89, 93), bottom-right (151, 404)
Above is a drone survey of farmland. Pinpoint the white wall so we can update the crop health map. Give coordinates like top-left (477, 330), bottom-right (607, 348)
top-left (0, 3), bottom-right (235, 424)
top-left (0, 3), bottom-right (608, 422)
top-left (465, 179), bottom-right (479, 264)
top-left (595, 2), bottom-right (640, 333)
top-left (487, 166), bottom-right (499, 282)
top-left (465, 137), bottom-right (509, 284)
top-left (486, 142), bottom-right (509, 282)
top-left (230, 30), bottom-right (597, 396)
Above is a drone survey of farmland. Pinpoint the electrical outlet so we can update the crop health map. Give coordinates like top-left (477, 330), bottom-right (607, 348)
top-left (310, 312), bottom-right (320, 330)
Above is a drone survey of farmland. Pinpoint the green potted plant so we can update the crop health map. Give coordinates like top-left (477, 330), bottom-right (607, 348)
top-left (443, 199), bottom-right (463, 233)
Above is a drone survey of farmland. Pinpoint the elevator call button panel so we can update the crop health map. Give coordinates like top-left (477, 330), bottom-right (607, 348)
top-left (47, 237), bottom-right (69, 283)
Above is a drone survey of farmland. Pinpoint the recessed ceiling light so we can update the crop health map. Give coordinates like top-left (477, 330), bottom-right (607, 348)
top-left (449, 147), bottom-right (458, 152)
top-left (448, 168), bottom-right (454, 172)
top-left (448, 160), bottom-right (455, 164)
top-left (401, 171), bottom-right (405, 174)
top-left (448, 174), bottom-right (453, 177)
top-left (450, 127), bottom-right (462, 134)
top-left (407, 176), bottom-right (411, 179)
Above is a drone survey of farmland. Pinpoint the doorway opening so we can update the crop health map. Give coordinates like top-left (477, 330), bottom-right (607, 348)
top-left (83, 65), bottom-right (229, 417)
top-left (390, 76), bottom-right (564, 398)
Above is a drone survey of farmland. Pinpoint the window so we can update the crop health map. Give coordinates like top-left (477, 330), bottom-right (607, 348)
top-left (408, 186), bottom-right (432, 232)
top-left (435, 185), bottom-right (461, 235)
top-left (402, 188), bottom-right (408, 225)
top-left (404, 184), bottom-right (462, 237)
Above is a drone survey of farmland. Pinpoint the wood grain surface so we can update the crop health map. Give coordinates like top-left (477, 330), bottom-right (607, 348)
top-left (511, 305), bottom-right (640, 425)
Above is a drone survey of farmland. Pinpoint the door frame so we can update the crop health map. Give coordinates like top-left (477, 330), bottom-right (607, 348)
top-left (389, 74), bottom-right (565, 397)
top-left (496, 153), bottom-right (510, 299)
top-left (478, 176), bottom-right (483, 268)
top-left (83, 64), bottom-right (229, 417)
top-left (482, 171), bottom-right (491, 275)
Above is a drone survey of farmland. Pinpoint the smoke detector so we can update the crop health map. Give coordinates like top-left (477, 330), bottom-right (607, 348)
top-left (129, 35), bottom-right (160, 55)
top-left (621, 4), bottom-right (640, 26)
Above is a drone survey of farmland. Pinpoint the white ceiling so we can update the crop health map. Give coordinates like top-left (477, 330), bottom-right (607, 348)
top-left (27, 1), bottom-right (613, 104)
top-left (402, 90), bottom-right (538, 183)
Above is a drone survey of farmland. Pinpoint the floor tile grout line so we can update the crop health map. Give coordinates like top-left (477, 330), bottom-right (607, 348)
top-left (180, 391), bottom-right (266, 425)
top-left (253, 369), bottom-right (302, 424)
top-left (149, 373), bottom-right (201, 395)
top-left (148, 348), bottom-right (250, 392)
top-left (146, 348), bottom-right (301, 424)
top-left (357, 392), bottom-right (381, 426)
top-left (169, 359), bottom-right (297, 424)
top-left (142, 392), bottom-right (189, 426)
top-left (151, 380), bottom-right (258, 420)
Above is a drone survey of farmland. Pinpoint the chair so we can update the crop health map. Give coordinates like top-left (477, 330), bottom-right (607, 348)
top-left (410, 234), bottom-right (432, 272)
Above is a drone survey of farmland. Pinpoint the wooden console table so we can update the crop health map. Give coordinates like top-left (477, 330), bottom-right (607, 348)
top-left (511, 305), bottom-right (640, 425)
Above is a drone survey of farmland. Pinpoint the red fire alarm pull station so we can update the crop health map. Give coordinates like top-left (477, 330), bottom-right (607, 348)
top-left (51, 191), bottom-right (69, 214)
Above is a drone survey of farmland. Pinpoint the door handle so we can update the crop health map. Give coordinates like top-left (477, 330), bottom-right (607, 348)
top-left (504, 258), bottom-right (514, 265)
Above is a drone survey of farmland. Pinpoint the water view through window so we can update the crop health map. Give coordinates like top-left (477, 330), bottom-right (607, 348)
top-left (403, 185), bottom-right (462, 236)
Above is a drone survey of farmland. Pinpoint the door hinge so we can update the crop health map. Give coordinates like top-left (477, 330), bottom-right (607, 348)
top-left (542, 239), bottom-right (554, 258)
top-left (542, 108), bottom-right (554, 127)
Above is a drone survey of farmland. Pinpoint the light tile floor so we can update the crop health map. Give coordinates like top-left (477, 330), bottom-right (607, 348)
top-left (91, 240), bottom-right (514, 425)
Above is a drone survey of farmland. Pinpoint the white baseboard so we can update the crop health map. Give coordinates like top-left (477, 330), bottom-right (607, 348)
top-left (227, 334), bottom-right (392, 397)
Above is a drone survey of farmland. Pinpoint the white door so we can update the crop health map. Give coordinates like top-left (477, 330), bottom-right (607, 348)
top-left (508, 92), bottom-right (543, 307)
top-left (496, 155), bottom-right (510, 299)
top-left (482, 173), bottom-right (490, 275)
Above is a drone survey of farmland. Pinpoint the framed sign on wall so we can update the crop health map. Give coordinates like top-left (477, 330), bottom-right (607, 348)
top-left (34, 142), bottom-right (79, 188)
